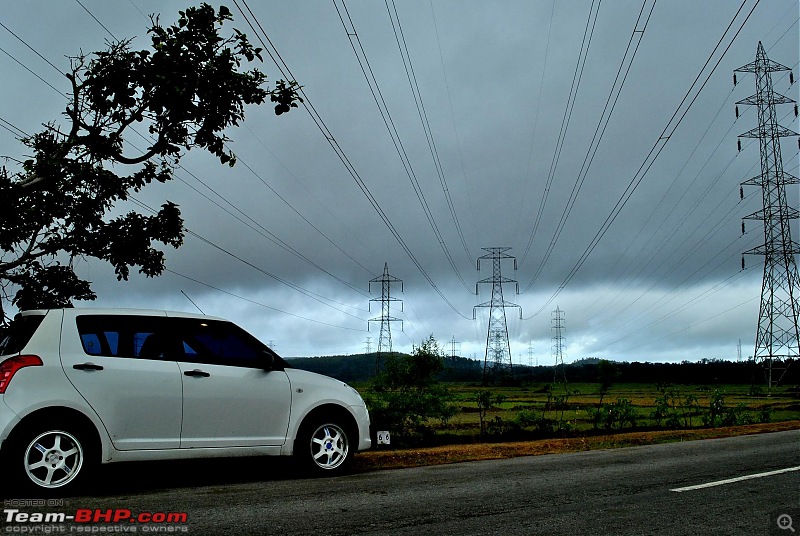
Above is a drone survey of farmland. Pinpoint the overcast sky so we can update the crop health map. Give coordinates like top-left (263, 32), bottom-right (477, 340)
top-left (2, 0), bottom-right (798, 364)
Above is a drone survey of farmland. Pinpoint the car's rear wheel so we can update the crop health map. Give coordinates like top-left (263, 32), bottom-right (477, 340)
top-left (297, 418), bottom-right (352, 474)
top-left (10, 425), bottom-right (93, 494)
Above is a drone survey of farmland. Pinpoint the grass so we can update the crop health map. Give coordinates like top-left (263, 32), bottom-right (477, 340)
top-left (351, 420), bottom-right (800, 472)
top-left (352, 381), bottom-right (800, 468)
top-left (433, 382), bottom-right (799, 436)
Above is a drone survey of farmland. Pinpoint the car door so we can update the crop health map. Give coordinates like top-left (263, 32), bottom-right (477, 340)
top-left (59, 311), bottom-right (183, 450)
top-left (172, 318), bottom-right (292, 448)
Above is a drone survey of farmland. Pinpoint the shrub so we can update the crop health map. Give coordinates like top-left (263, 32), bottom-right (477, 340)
top-left (652, 384), bottom-right (682, 429)
top-left (366, 335), bottom-right (457, 445)
top-left (703, 389), bottom-right (726, 428)
top-left (597, 398), bottom-right (637, 430)
top-left (474, 390), bottom-right (507, 437)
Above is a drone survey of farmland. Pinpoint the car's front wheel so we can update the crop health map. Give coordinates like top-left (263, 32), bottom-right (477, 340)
top-left (10, 426), bottom-right (93, 494)
top-left (297, 418), bottom-right (352, 474)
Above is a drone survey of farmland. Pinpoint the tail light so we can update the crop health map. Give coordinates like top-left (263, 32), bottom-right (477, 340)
top-left (0, 355), bottom-right (43, 394)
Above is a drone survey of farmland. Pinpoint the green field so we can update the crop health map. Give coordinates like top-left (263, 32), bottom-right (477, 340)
top-left (356, 381), bottom-right (800, 445)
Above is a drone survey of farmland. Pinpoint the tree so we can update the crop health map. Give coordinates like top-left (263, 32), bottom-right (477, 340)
top-left (592, 359), bottom-right (620, 429)
top-left (366, 335), bottom-right (457, 445)
top-left (596, 359), bottom-right (620, 405)
top-left (474, 389), bottom-right (507, 437)
top-left (0, 3), bottom-right (300, 324)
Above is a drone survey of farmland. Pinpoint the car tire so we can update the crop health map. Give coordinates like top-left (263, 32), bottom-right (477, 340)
top-left (295, 417), bottom-right (353, 475)
top-left (9, 424), bottom-right (94, 495)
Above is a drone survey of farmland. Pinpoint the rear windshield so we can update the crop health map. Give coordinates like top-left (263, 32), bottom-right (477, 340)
top-left (0, 314), bottom-right (46, 355)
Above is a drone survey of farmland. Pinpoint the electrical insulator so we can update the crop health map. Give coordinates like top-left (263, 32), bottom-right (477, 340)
top-left (740, 186), bottom-right (744, 200)
top-left (733, 73), bottom-right (738, 86)
top-left (742, 257), bottom-right (745, 270)
top-left (794, 104), bottom-right (798, 118)
top-left (742, 222), bottom-right (746, 235)
top-left (736, 106), bottom-right (740, 118)
top-left (738, 139), bottom-right (742, 152)
top-left (791, 71), bottom-right (795, 84)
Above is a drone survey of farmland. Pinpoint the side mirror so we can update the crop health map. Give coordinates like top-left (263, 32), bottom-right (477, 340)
top-left (261, 350), bottom-right (284, 371)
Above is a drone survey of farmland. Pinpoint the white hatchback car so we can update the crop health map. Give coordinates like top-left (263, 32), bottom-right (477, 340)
top-left (0, 308), bottom-right (371, 493)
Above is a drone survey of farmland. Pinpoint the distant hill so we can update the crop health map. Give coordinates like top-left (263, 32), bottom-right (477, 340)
top-left (570, 357), bottom-right (603, 366)
top-left (287, 353), bottom-right (482, 384)
top-left (286, 354), bottom-right (798, 386)
top-left (286, 354), bottom-right (378, 383)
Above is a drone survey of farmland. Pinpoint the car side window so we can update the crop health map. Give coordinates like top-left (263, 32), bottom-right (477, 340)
top-left (75, 315), bottom-right (271, 367)
top-left (80, 333), bottom-right (104, 356)
top-left (174, 320), bottom-right (268, 368)
top-left (104, 331), bottom-right (120, 354)
top-left (76, 316), bottom-right (181, 360)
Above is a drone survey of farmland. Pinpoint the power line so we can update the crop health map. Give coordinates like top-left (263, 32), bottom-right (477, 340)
top-left (0, 115), bottom-right (29, 139)
top-left (232, 0), bottom-right (470, 319)
top-left (591, 240), bottom-right (763, 352)
top-left (74, 0), bottom-right (117, 40)
top-left (384, 0), bottom-right (472, 262)
top-left (0, 21), bottom-right (63, 74)
top-left (519, 0), bottom-right (602, 268)
top-left (529, 0), bottom-right (762, 318)
top-left (239, 123), bottom-right (376, 276)
top-left (427, 0), bottom-right (478, 254)
top-left (333, 0), bottom-right (472, 293)
top-left (0, 45), bottom-right (65, 97)
top-left (574, 101), bottom-right (797, 328)
top-left (524, 0), bottom-right (657, 292)
top-left (176, 158), bottom-right (369, 297)
top-left (569, 83), bottom-right (797, 335)
top-left (596, 64), bottom-right (797, 309)
top-left (609, 290), bottom-right (759, 354)
top-left (129, 197), bottom-right (366, 321)
top-left (167, 269), bottom-right (364, 332)
top-left (514, 0), bottom-right (556, 246)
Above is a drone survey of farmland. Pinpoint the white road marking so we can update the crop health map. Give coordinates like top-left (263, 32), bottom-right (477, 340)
top-left (670, 466), bottom-right (800, 492)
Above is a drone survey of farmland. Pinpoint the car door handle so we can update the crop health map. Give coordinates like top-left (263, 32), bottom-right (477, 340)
top-left (73, 363), bottom-right (104, 371)
top-left (183, 369), bottom-right (210, 378)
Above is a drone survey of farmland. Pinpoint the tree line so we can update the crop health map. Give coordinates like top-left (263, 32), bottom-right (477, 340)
top-left (288, 353), bottom-right (799, 386)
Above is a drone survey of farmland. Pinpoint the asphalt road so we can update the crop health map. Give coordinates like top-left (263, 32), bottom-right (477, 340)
top-left (3, 430), bottom-right (799, 535)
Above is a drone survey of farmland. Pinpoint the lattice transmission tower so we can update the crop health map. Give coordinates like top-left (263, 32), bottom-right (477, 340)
top-left (473, 247), bottom-right (521, 383)
top-left (735, 42), bottom-right (800, 390)
top-left (552, 306), bottom-right (567, 384)
top-left (369, 263), bottom-right (403, 374)
top-left (449, 336), bottom-right (461, 362)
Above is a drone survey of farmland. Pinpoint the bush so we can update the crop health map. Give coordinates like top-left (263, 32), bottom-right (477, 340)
top-left (703, 389), bottom-right (726, 428)
top-left (474, 390), bottom-right (506, 437)
top-left (365, 335), bottom-right (457, 445)
top-left (651, 384), bottom-right (682, 429)
top-left (596, 398), bottom-right (637, 430)
top-left (721, 403), bottom-right (755, 426)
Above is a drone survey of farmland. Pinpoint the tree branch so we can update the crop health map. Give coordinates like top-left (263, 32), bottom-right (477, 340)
top-left (0, 228), bottom-right (45, 272)
top-left (112, 138), bottom-right (164, 165)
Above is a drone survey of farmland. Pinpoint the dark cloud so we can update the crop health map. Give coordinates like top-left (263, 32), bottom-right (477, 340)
top-left (2, 0), bottom-right (797, 363)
